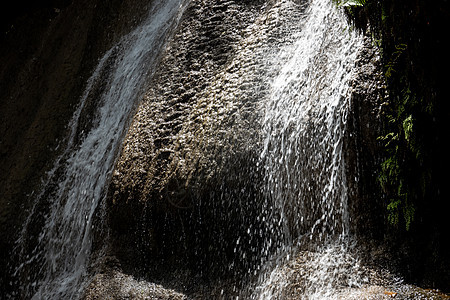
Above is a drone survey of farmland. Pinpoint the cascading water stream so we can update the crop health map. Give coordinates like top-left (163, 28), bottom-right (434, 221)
top-left (253, 0), bottom-right (364, 298)
top-left (261, 0), bottom-right (363, 243)
top-left (11, 1), bottom-right (187, 299)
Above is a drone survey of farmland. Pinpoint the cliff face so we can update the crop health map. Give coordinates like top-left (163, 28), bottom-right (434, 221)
top-left (0, 0), bottom-right (154, 295)
top-left (103, 0), bottom-right (386, 296)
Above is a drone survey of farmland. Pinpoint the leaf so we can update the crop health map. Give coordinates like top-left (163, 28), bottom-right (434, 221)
top-left (402, 115), bottom-right (413, 142)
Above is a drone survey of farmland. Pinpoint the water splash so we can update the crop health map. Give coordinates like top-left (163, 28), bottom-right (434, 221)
top-left (12, 1), bottom-right (187, 298)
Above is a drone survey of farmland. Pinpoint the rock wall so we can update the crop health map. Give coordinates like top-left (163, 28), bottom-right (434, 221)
top-left (103, 0), bottom-right (389, 296)
top-left (108, 0), bottom-right (265, 282)
top-left (105, 0), bottom-right (312, 294)
top-left (346, 36), bottom-right (386, 239)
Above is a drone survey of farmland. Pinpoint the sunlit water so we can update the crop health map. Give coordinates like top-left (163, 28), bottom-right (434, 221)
top-left (11, 1), bottom-right (187, 299)
top-left (252, 0), bottom-right (364, 297)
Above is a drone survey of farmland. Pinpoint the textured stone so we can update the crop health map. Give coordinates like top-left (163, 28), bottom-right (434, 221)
top-left (104, 0), bottom-right (310, 294)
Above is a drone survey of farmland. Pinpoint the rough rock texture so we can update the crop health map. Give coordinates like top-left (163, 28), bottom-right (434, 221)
top-left (99, 3), bottom-right (408, 297)
top-left (97, 2), bottom-right (405, 300)
top-left (83, 272), bottom-right (187, 300)
top-left (254, 245), bottom-right (450, 299)
top-left (101, 0), bottom-right (397, 297)
top-left (105, 0), bottom-right (309, 287)
top-left (82, 257), bottom-right (187, 300)
top-left (0, 0), bottom-right (156, 296)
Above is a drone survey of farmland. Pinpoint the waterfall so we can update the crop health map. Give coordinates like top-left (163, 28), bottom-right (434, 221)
top-left (260, 0), bottom-right (362, 245)
top-left (254, 0), bottom-right (364, 297)
top-left (5, 0), bottom-right (409, 298)
top-left (11, 1), bottom-right (187, 298)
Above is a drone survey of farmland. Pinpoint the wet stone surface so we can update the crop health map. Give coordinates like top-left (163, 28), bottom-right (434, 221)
top-left (105, 0), bottom-right (310, 284)
top-left (254, 244), bottom-right (450, 300)
top-left (83, 269), bottom-right (188, 300)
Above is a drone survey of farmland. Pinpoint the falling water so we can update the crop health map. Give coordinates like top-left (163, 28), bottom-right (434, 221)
top-left (254, 0), bottom-right (364, 297)
top-left (12, 0), bottom-right (187, 298)
top-left (260, 0), bottom-right (363, 244)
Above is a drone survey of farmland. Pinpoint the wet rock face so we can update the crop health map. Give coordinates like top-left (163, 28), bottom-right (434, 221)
top-left (105, 3), bottom-right (392, 295)
top-left (345, 36), bottom-right (387, 238)
top-left (82, 268), bottom-right (187, 300)
top-left (0, 0), bottom-right (155, 295)
top-left (108, 0), bottom-right (266, 279)
top-left (257, 246), bottom-right (450, 300)
top-left (106, 0), bottom-right (310, 285)
top-left (105, 0), bottom-right (388, 289)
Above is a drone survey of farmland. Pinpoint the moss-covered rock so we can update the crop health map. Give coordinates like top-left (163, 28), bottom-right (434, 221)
top-left (337, 0), bottom-right (450, 291)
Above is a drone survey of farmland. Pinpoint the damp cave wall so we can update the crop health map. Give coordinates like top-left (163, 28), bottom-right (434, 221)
top-left (344, 0), bottom-right (450, 290)
top-left (347, 0), bottom-right (450, 291)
